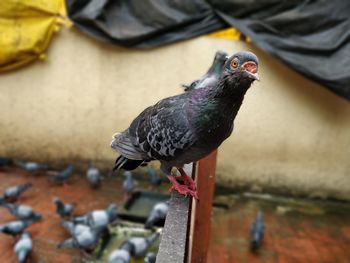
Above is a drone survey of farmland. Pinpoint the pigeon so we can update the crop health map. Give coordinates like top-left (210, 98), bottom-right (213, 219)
top-left (16, 161), bottom-right (48, 173)
top-left (144, 252), bottom-right (157, 263)
top-left (0, 182), bottom-right (33, 203)
top-left (73, 204), bottom-right (118, 232)
top-left (122, 171), bottom-right (137, 200)
top-left (49, 164), bottom-right (74, 185)
top-left (1, 203), bottom-right (42, 221)
top-left (58, 221), bottom-right (100, 251)
top-left (53, 197), bottom-right (76, 218)
top-left (120, 232), bottom-right (160, 258)
top-left (147, 167), bottom-right (161, 190)
top-left (182, 50), bottom-right (228, 91)
top-left (250, 210), bottom-right (265, 251)
top-left (0, 219), bottom-right (37, 237)
top-left (0, 157), bottom-right (13, 168)
top-left (111, 51), bottom-right (259, 199)
top-left (145, 201), bottom-right (169, 229)
top-left (14, 232), bottom-right (33, 263)
top-left (108, 249), bottom-right (131, 263)
top-left (86, 161), bottom-right (101, 188)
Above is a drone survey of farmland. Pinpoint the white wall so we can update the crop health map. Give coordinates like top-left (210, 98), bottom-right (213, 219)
top-left (0, 28), bottom-right (349, 200)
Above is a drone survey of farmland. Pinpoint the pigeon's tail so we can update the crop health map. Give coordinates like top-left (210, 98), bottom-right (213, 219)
top-left (57, 238), bottom-right (75, 249)
top-left (144, 213), bottom-right (157, 229)
top-left (32, 213), bottom-right (43, 221)
top-left (19, 182), bottom-right (33, 193)
top-left (113, 156), bottom-right (144, 172)
top-left (60, 219), bottom-right (75, 235)
top-left (110, 132), bottom-right (144, 159)
top-left (16, 249), bottom-right (28, 263)
top-left (146, 232), bottom-right (160, 245)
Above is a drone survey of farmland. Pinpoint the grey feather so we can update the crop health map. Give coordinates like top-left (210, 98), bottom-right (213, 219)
top-left (16, 161), bottom-right (48, 172)
top-left (73, 204), bottom-right (118, 232)
top-left (145, 201), bottom-right (169, 229)
top-left (111, 51), bottom-right (259, 177)
top-left (86, 161), bottom-right (101, 188)
top-left (49, 164), bottom-right (74, 184)
top-left (1, 203), bottom-right (42, 221)
top-left (123, 171), bottom-right (137, 194)
top-left (14, 232), bottom-right (32, 263)
top-left (108, 249), bottom-right (131, 263)
top-left (1, 182), bottom-right (33, 202)
top-left (53, 197), bottom-right (76, 218)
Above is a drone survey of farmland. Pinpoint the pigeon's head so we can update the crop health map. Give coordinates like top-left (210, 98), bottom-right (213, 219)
top-left (214, 50), bottom-right (229, 64)
top-left (215, 50), bottom-right (229, 61)
top-left (223, 51), bottom-right (259, 86)
top-left (21, 231), bottom-right (31, 239)
top-left (210, 50), bottom-right (229, 74)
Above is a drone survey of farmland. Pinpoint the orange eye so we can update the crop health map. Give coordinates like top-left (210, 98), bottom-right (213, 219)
top-left (231, 60), bottom-right (238, 68)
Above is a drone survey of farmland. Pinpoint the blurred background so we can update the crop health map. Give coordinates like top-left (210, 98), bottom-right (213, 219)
top-left (0, 0), bottom-right (349, 262)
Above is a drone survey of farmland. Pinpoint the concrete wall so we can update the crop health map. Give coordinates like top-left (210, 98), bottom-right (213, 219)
top-left (1, 28), bottom-right (349, 200)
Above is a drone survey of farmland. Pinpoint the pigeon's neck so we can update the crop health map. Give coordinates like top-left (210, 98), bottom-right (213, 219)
top-left (187, 76), bottom-right (250, 141)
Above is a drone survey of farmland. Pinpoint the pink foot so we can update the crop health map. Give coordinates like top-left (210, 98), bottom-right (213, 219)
top-left (177, 168), bottom-right (197, 191)
top-left (167, 176), bottom-right (198, 200)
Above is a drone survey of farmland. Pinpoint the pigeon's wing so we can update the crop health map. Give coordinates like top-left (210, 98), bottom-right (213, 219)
top-left (129, 94), bottom-right (196, 161)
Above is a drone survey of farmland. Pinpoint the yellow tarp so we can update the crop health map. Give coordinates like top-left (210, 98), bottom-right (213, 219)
top-left (0, 0), bottom-right (69, 72)
top-left (208, 28), bottom-right (251, 42)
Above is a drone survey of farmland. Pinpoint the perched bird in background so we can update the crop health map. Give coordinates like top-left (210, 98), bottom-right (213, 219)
top-left (0, 219), bottom-right (38, 237)
top-left (250, 210), bottom-right (265, 251)
top-left (1, 203), bottom-right (42, 221)
top-left (108, 249), bottom-right (131, 263)
top-left (86, 161), bottom-right (101, 188)
top-left (144, 252), bottom-right (157, 263)
top-left (14, 232), bottom-right (33, 263)
top-left (182, 50), bottom-right (228, 91)
top-left (123, 171), bottom-right (137, 200)
top-left (58, 221), bottom-right (100, 252)
top-left (49, 164), bottom-right (74, 185)
top-left (53, 197), bottom-right (76, 218)
top-left (111, 51), bottom-right (259, 199)
top-left (73, 204), bottom-right (118, 232)
top-left (0, 157), bottom-right (13, 169)
top-left (145, 201), bottom-right (169, 229)
top-left (147, 167), bottom-right (161, 191)
top-left (120, 231), bottom-right (160, 258)
top-left (0, 182), bottom-right (33, 203)
top-left (16, 161), bottom-right (48, 173)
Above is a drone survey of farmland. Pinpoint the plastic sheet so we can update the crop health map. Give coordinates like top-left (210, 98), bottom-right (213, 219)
top-left (0, 0), bottom-right (68, 72)
top-left (66, 0), bottom-right (350, 100)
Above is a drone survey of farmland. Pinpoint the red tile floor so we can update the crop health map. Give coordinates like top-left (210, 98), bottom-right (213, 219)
top-left (0, 167), bottom-right (126, 263)
top-left (208, 194), bottom-right (350, 263)
top-left (1, 167), bottom-right (350, 263)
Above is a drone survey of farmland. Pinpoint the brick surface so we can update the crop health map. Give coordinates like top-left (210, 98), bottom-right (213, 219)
top-left (0, 167), bottom-right (127, 263)
top-left (208, 197), bottom-right (350, 263)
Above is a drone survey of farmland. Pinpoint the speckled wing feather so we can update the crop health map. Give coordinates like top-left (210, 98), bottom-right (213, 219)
top-left (113, 93), bottom-right (196, 162)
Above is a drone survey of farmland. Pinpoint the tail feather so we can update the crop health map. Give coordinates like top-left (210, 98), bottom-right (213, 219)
top-left (110, 132), bottom-right (143, 160)
top-left (19, 182), bottom-right (33, 193)
top-left (57, 238), bottom-right (75, 249)
top-left (113, 156), bottom-right (144, 171)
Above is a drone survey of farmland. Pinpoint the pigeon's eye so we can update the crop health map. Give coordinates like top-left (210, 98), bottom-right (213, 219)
top-left (231, 60), bottom-right (239, 69)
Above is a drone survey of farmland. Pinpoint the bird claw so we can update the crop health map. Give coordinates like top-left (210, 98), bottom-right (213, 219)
top-left (167, 184), bottom-right (198, 200)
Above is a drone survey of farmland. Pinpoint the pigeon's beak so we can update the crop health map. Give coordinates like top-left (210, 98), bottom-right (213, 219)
top-left (243, 61), bottom-right (259, 81)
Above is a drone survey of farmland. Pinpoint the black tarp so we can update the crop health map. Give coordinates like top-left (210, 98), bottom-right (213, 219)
top-left (66, 0), bottom-right (350, 100)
